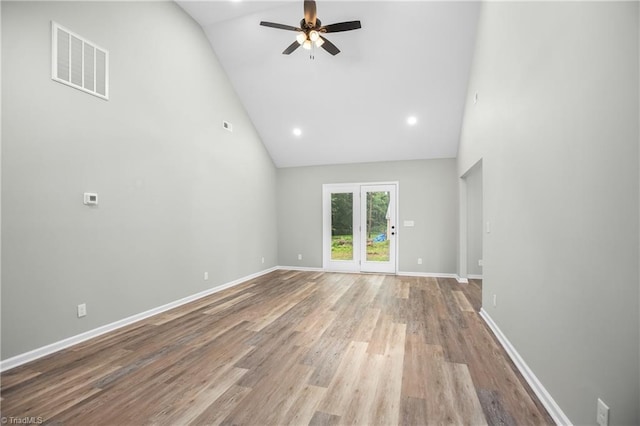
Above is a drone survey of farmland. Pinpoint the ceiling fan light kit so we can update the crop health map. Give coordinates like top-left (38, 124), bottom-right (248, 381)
top-left (260, 0), bottom-right (361, 56)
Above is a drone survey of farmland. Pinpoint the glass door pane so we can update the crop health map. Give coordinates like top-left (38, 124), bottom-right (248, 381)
top-left (331, 192), bottom-right (353, 260)
top-left (323, 183), bottom-right (396, 273)
top-left (365, 191), bottom-right (390, 262)
top-left (323, 184), bottom-right (360, 272)
top-left (360, 184), bottom-right (396, 274)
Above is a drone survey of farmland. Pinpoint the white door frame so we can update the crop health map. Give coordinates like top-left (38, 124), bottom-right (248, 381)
top-left (322, 183), bottom-right (361, 272)
top-left (359, 184), bottom-right (397, 274)
top-left (322, 182), bottom-right (399, 274)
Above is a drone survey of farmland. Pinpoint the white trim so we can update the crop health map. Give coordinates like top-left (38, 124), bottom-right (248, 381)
top-left (278, 269), bottom-right (462, 279)
top-left (468, 274), bottom-right (483, 280)
top-left (322, 181), bottom-right (399, 274)
top-left (397, 271), bottom-right (458, 279)
top-left (479, 308), bottom-right (573, 426)
top-left (280, 268), bottom-right (461, 279)
top-left (0, 266), bottom-right (278, 372)
top-left (359, 184), bottom-right (398, 274)
top-left (323, 269), bottom-right (370, 275)
top-left (322, 184), bottom-right (361, 273)
top-left (279, 266), bottom-right (388, 275)
top-left (276, 266), bottom-right (324, 272)
top-left (456, 275), bottom-right (469, 284)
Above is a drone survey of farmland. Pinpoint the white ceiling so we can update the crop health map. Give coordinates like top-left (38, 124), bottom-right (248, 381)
top-left (177, 0), bottom-right (481, 168)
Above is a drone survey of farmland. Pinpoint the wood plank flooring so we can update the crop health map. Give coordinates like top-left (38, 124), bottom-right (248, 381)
top-left (0, 271), bottom-right (554, 425)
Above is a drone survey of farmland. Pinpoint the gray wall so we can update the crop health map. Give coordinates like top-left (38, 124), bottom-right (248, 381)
top-left (465, 162), bottom-right (482, 277)
top-left (458, 2), bottom-right (639, 424)
top-left (277, 159), bottom-right (457, 274)
top-left (0, 1), bottom-right (4, 358)
top-left (1, 1), bottom-right (277, 360)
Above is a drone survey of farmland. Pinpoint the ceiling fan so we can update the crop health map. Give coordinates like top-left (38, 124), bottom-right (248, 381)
top-left (260, 0), bottom-right (362, 56)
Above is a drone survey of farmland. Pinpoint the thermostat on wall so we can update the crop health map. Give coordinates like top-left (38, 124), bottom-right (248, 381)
top-left (83, 192), bottom-right (98, 206)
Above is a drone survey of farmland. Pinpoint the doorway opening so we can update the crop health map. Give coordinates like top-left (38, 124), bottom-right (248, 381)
top-left (322, 183), bottom-right (398, 273)
top-left (462, 160), bottom-right (483, 309)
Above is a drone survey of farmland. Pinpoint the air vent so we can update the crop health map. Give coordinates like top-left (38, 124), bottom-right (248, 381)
top-left (223, 121), bottom-right (233, 132)
top-left (51, 22), bottom-right (109, 100)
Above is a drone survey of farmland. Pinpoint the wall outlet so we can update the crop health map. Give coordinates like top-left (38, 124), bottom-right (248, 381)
top-left (298, 254), bottom-right (302, 260)
top-left (596, 398), bottom-right (609, 426)
top-left (417, 258), bottom-right (423, 265)
top-left (204, 272), bottom-right (208, 280)
top-left (83, 192), bottom-right (98, 206)
top-left (77, 303), bottom-right (87, 318)
top-left (478, 259), bottom-right (484, 267)
top-left (493, 294), bottom-right (497, 307)
top-left (261, 256), bottom-right (265, 264)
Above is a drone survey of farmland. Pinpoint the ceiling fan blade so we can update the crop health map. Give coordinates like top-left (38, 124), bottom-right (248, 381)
top-left (303, 0), bottom-right (317, 27)
top-left (321, 21), bottom-right (362, 33)
top-left (319, 36), bottom-right (340, 56)
top-left (282, 41), bottom-right (301, 55)
top-left (260, 21), bottom-right (301, 32)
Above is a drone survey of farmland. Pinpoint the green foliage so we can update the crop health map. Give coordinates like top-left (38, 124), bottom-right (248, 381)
top-left (366, 191), bottom-right (390, 238)
top-left (331, 235), bottom-right (390, 262)
top-left (330, 190), bottom-right (391, 262)
top-left (331, 235), bottom-right (353, 260)
top-left (331, 193), bottom-right (353, 236)
top-left (331, 191), bottom-right (390, 238)
top-left (366, 240), bottom-right (390, 261)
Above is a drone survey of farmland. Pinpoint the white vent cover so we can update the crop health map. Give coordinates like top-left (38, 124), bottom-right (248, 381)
top-left (223, 121), bottom-right (233, 132)
top-left (51, 22), bottom-right (109, 100)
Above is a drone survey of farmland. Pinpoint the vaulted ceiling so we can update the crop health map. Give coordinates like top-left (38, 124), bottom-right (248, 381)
top-left (176, 1), bottom-right (481, 168)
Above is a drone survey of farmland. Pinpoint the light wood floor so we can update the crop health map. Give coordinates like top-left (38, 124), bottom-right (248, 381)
top-left (1, 271), bottom-right (553, 425)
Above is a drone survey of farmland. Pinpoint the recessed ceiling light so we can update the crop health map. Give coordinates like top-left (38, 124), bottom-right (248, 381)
top-left (293, 128), bottom-right (302, 137)
top-left (407, 116), bottom-right (418, 126)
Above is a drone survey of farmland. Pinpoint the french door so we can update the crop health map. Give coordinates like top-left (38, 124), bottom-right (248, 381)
top-left (322, 183), bottom-right (397, 273)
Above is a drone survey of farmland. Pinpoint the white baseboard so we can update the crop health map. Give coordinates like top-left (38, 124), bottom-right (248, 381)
top-left (280, 268), bottom-right (459, 279)
top-left (277, 266), bottom-right (324, 272)
top-left (468, 274), bottom-right (483, 280)
top-left (479, 308), bottom-right (572, 426)
top-left (456, 275), bottom-right (469, 284)
top-left (0, 266), bottom-right (279, 373)
top-left (397, 271), bottom-right (458, 279)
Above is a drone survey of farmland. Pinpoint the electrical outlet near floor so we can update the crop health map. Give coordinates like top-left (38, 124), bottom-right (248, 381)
top-left (417, 258), bottom-right (423, 265)
top-left (596, 398), bottom-right (609, 426)
top-left (77, 303), bottom-right (87, 318)
top-left (298, 254), bottom-right (302, 260)
top-left (204, 271), bottom-right (208, 280)
top-left (493, 294), bottom-right (497, 307)
top-left (261, 256), bottom-right (265, 264)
